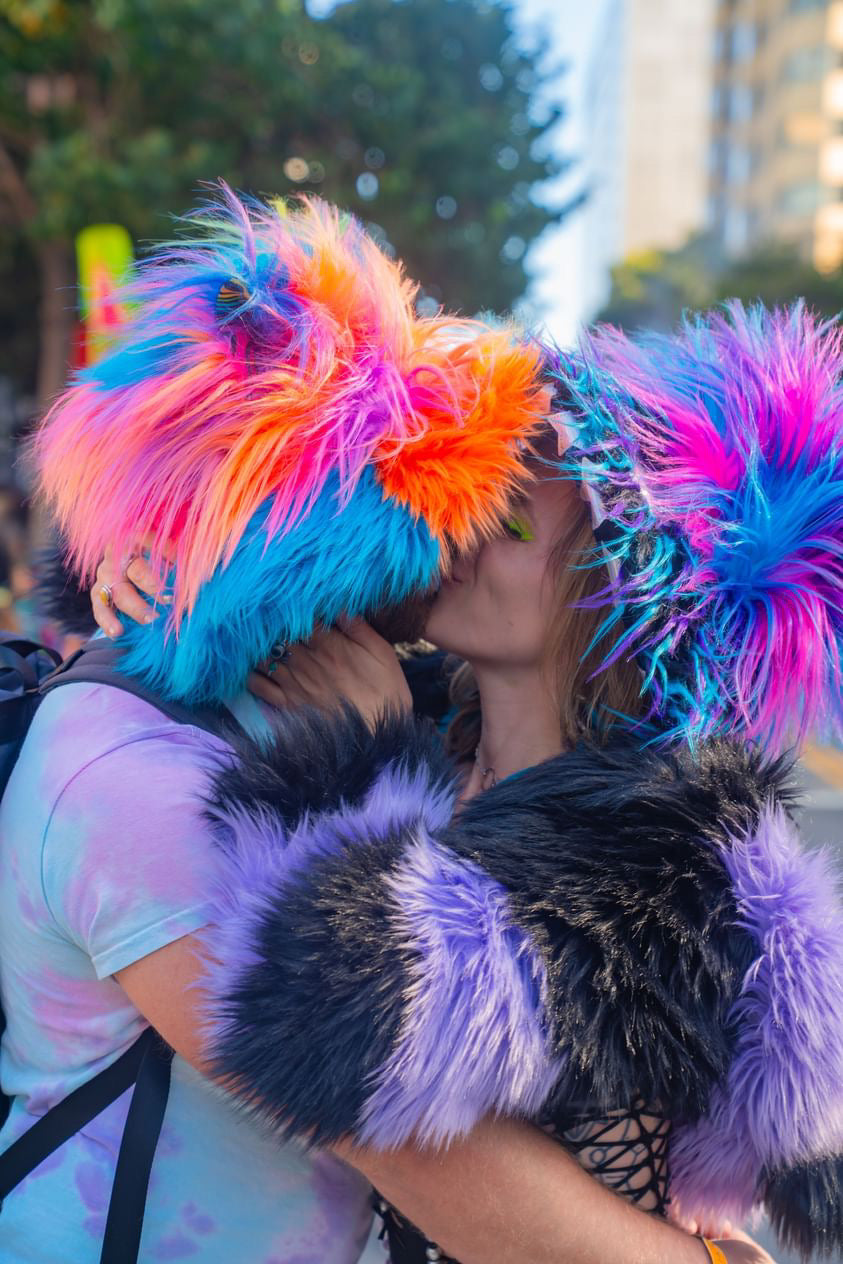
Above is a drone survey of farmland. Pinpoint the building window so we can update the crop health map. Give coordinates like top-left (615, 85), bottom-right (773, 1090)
top-left (778, 182), bottom-right (824, 215)
top-left (727, 146), bottom-right (752, 185)
top-left (710, 137), bottom-right (728, 176)
top-left (727, 84), bottom-right (754, 122)
top-left (781, 46), bottom-right (831, 82)
top-left (732, 23), bottom-right (757, 61)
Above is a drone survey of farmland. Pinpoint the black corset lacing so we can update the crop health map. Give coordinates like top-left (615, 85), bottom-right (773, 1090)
top-left (373, 1099), bottom-right (672, 1264)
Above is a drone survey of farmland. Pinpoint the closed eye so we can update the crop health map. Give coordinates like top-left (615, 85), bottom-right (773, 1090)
top-left (502, 514), bottom-right (535, 542)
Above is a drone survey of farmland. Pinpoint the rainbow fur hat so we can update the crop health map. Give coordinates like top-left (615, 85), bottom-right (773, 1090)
top-left (546, 302), bottom-right (843, 751)
top-left (38, 186), bottom-right (544, 704)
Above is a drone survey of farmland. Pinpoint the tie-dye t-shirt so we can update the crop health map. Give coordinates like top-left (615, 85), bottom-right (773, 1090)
top-left (0, 681), bottom-right (384, 1264)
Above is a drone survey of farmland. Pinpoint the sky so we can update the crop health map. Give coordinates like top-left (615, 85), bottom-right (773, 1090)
top-left (513, 0), bottom-right (606, 345)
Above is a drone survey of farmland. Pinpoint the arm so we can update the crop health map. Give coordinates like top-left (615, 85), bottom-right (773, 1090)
top-left (118, 936), bottom-right (768, 1264)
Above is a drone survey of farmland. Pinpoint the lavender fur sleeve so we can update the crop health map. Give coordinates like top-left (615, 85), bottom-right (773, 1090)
top-left (201, 706), bottom-right (558, 1148)
top-left (199, 706), bottom-right (843, 1260)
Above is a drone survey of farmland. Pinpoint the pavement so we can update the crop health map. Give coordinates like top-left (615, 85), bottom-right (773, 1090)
top-left (750, 742), bottom-right (843, 1264)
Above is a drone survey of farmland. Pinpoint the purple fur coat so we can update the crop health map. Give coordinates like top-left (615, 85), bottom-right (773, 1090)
top-left (199, 703), bottom-right (843, 1260)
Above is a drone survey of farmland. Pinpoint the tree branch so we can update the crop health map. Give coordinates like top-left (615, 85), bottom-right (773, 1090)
top-left (0, 140), bottom-right (36, 228)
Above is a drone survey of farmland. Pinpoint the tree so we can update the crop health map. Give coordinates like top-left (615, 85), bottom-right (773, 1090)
top-left (0, 0), bottom-right (337, 406)
top-left (596, 235), bottom-right (720, 333)
top-left (596, 233), bottom-right (843, 333)
top-left (0, 0), bottom-right (571, 408)
top-left (317, 0), bottom-right (568, 316)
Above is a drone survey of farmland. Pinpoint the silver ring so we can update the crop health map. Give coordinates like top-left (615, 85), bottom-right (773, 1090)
top-left (120, 552), bottom-right (138, 581)
top-left (268, 643), bottom-right (291, 673)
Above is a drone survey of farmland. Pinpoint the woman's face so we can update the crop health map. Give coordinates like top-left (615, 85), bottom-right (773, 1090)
top-left (425, 473), bottom-right (572, 670)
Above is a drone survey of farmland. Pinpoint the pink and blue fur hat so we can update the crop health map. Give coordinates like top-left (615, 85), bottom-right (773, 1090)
top-left (545, 301), bottom-right (843, 752)
top-left (36, 186), bottom-right (544, 705)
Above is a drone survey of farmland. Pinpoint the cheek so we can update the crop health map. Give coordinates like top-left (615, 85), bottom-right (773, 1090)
top-left (472, 543), bottom-right (552, 665)
top-left (425, 542), bottom-right (554, 666)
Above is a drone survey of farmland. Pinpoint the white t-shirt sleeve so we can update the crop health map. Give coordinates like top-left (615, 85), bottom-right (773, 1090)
top-left (40, 729), bottom-right (225, 979)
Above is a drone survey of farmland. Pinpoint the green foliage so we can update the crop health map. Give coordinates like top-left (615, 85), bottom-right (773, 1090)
top-left (0, 0), bottom-right (570, 393)
top-left (320, 0), bottom-right (564, 314)
top-left (597, 233), bottom-right (843, 333)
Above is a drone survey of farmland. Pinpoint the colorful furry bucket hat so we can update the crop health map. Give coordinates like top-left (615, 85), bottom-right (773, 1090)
top-left (546, 302), bottom-right (843, 751)
top-left (37, 186), bottom-right (544, 703)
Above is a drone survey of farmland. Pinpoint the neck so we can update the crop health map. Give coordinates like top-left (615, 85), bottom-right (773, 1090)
top-left (461, 661), bottom-right (565, 802)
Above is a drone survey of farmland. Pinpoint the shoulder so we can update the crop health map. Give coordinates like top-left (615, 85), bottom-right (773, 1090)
top-left (24, 680), bottom-right (230, 805)
top-left (2, 680), bottom-right (231, 861)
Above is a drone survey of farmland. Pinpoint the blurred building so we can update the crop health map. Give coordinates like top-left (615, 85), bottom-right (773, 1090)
top-left (710, 0), bottom-right (843, 270)
top-left (622, 0), bottom-right (717, 255)
top-left (581, 0), bottom-right (626, 317)
top-left (581, 0), bottom-right (716, 316)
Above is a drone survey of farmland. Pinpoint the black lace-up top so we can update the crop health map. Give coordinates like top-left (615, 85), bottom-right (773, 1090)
top-left (375, 1100), bottom-right (672, 1263)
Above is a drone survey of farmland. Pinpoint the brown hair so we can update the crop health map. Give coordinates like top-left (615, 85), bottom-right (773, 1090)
top-left (445, 476), bottom-right (643, 764)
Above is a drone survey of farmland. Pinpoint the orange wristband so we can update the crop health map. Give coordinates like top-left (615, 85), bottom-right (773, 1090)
top-left (700, 1239), bottom-right (729, 1264)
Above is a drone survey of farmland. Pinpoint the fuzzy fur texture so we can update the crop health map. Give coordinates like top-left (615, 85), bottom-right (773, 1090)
top-left (546, 302), bottom-right (843, 750)
top-left (202, 708), bottom-right (459, 1144)
top-left (36, 187), bottom-right (543, 702)
top-left (360, 835), bottom-right (558, 1147)
top-left (33, 546), bottom-right (97, 638)
top-left (763, 1155), bottom-right (843, 1259)
top-left (445, 734), bottom-right (789, 1119)
top-left (199, 705), bottom-right (843, 1254)
top-left (668, 805), bottom-right (843, 1229)
top-left (199, 709), bottom-right (841, 1167)
top-left (116, 467), bottom-right (440, 702)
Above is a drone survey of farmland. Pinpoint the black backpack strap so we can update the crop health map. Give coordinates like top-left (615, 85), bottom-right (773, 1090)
top-left (0, 640), bottom-right (238, 1259)
top-left (39, 639), bottom-right (241, 739)
top-left (0, 637), bottom-right (62, 689)
top-left (0, 1029), bottom-right (158, 1202)
top-left (99, 1031), bottom-right (173, 1264)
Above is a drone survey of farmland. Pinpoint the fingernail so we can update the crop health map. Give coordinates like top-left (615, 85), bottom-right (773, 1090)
top-left (144, 611), bottom-right (158, 624)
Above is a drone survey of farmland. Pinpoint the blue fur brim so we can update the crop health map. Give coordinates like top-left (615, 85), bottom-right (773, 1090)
top-left (117, 467), bottom-right (440, 704)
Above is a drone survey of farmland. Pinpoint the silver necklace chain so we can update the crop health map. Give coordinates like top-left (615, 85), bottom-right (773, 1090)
top-left (474, 745), bottom-right (498, 789)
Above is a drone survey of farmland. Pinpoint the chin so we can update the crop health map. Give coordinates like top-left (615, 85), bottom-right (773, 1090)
top-left (423, 593), bottom-right (470, 656)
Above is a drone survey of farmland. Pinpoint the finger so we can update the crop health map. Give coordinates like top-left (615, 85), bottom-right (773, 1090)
top-left (248, 670), bottom-right (290, 710)
top-left (250, 666), bottom-right (310, 710)
top-left (92, 586), bottom-right (124, 639)
top-left (95, 549), bottom-right (120, 590)
top-left (303, 625), bottom-right (346, 657)
top-left (280, 646), bottom-right (326, 689)
top-left (141, 531), bottom-right (176, 564)
top-left (338, 617), bottom-right (396, 661)
top-left (125, 555), bottom-right (170, 602)
top-left (109, 578), bottom-right (160, 626)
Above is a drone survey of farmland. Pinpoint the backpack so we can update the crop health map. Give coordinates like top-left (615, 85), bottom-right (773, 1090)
top-left (0, 632), bottom-right (237, 1264)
